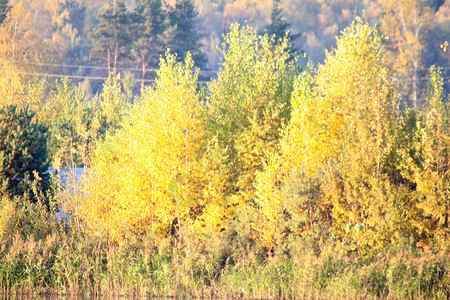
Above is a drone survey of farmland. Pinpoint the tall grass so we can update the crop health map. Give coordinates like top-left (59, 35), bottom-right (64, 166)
top-left (1, 214), bottom-right (449, 299)
top-left (0, 187), bottom-right (448, 299)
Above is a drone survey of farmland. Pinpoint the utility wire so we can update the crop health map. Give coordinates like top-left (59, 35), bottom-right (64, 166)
top-left (15, 60), bottom-right (450, 73)
top-left (15, 61), bottom-right (219, 75)
top-left (18, 72), bottom-right (211, 84)
top-left (16, 61), bottom-right (450, 85)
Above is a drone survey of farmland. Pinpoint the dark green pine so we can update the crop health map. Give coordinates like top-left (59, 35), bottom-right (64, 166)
top-left (0, 0), bottom-right (10, 25)
top-left (89, 0), bottom-right (132, 73)
top-left (164, 0), bottom-right (207, 68)
top-left (265, 0), bottom-right (300, 52)
top-left (0, 105), bottom-right (50, 205)
top-left (131, 0), bottom-right (166, 85)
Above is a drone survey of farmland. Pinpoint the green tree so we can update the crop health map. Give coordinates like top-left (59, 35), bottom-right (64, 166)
top-left (89, 0), bottom-right (132, 73)
top-left (165, 0), bottom-right (207, 68)
top-left (401, 66), bottom-right (450, 250)
top-left (0, 0), bottom-right (10, 25)
top-left (264, 0), bottom-right (300, 50)
top-left (38, 78), bottom-right (97, 169)
top-left (39, 75), bottom-right (128, 170)
top-left (0, 105), bottom-right (49, 203)
top-left (203, 24), bottom-right (298, 232)
top-left (94, 73), bottom-right (129, 136)
top-left (131, 0), bottom-right (166, 89)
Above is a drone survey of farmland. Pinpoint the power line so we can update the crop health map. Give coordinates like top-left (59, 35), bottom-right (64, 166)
top-left (15, 61), bottom-right (219, 75)
top-left (18, 72), bottom-right (153, 82)
top-left (18, 72), bottom-right (211, 84)
top-left (398, 77), bottom-right (450, 81)
top-left (16, 60), bottom-right (450, 85)
top-left (17, 60), bottom-right (450, 73)
top-left (404, 67), bottom-right (450, 71)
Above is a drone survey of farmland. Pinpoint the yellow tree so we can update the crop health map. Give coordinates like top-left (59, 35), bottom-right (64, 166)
top-left (0, 59), bottom-right (44, 109)
top-left (402, 66), bottom-right (450, 250)
top-left (0, 1), bottom-right (41, 62)
top-left (75, 53), bottom-right (205, 241)
top-left (256, 17), bottom-right (403, 253)
top-left (380, 0), bottom-right (434, 108)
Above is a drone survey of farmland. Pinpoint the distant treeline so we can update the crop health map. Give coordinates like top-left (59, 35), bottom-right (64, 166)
top-left (0, 0), bottom-right (449, 103)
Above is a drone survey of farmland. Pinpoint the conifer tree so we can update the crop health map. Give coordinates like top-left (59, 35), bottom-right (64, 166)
top-left (0, 105), bottom-right (49, 203)
top-left (131, 0), bottom-right (166, 89)
top-left (265, 0), bottom-right (299, 48)
top-left (165, 0), bottom-right (207, 68)
top-left (89, 0), bottom-right (132, 73)
top-left (0, 0), bottom-right (9, 25)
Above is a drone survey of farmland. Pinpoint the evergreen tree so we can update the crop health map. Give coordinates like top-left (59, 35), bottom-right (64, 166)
top-left (0, 0), bottom-right (9, 25)
top-left (0, 105), bottom-right (49, 203)
top-left (165, 0), bottom-right (207, 68)
top-left (89, 0), bottom-right (132, 73)
top-left (265, 0), bottom-right (300, 51)
top-left (131, 0), bottom-right (166, 89)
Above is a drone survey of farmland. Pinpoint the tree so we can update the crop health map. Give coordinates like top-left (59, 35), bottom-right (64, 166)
top-left (380, 0), bottom-right (434, 108)
top-left (89, 0), bottom-right (132, 73)
top-left (38, 78), bottom-right (98, 169)
top-left (50, 0), bottom-right (88, 64)
top-left (94, 73), bottom-right (129, 136)
top-left (0, 105), bottom-right (49, 203)
top-left (131, 0), bottom-right (166, 89)
top-left (203, 24), bottom-right (298, 232)
top-left (401, 66), bottom-right (450, 250)
top-left (0, 59), bottom-right (44, 110)
top-left (0, 0), bottom-right (9, 25)
top-left (75, 53), bottom-right (205, 240)
top-left (165, 0), bottom-right (207, 68)
top-left (264, 0), bottom-right (300, 50)
top-left (0, 1), bottom-right (41, 62)
top-left (269, 18), bottom-right (403, 254)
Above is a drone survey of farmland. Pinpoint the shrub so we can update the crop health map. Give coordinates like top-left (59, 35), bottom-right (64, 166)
top-left (0, 104), bottom-right (49, 203)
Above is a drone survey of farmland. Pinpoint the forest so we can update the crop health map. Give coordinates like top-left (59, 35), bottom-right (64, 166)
top-left (0, 0), bottom-right (450, 298)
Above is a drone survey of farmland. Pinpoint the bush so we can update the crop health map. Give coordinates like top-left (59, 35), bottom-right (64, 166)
top-left (0, 104), bottom-right (49, 203)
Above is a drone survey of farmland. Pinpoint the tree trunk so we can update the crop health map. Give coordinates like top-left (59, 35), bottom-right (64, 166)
top-left (141, 58), bottom-right (146, 92)
top-left (107, 49), bottom-right (111, 74)
top-left (114, 40), bottom-right (118, 75)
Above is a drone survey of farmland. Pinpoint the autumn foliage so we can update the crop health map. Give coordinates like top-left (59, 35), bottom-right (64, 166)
top-left (1, 2), bottom-right (450, 297)
top-left (67, 19), bottom-right (450, 256)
